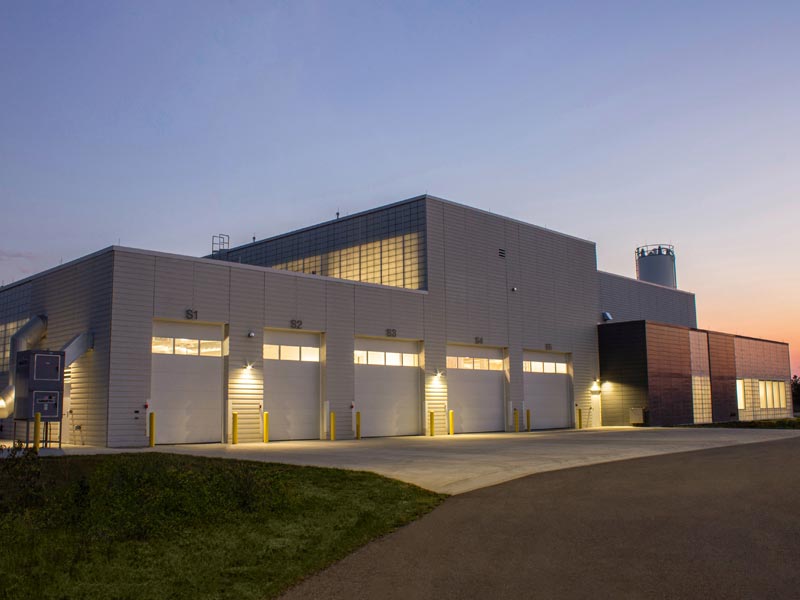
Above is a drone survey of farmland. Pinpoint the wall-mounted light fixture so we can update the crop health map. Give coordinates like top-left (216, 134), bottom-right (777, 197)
top-left (511, 287), bottom-right (518, 292)
top-left (244, 361), bottom-right (254, 370)
top-left (590, 380), bottom-right (601, 393)
top-left (247, 331), bottom-right (256, 338)
top-left (435, 368), bottom-right (445, 377)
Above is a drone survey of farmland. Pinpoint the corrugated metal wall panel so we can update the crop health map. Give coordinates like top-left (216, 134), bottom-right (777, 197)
top-left (324, 283), bottom-right (355, 439)
top-left (108, 251), bottom-right (155, 447)
top-left (228, 268), bottom-right (265, 442)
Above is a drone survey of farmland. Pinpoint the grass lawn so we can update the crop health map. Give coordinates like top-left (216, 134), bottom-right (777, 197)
top-left (0, 448), bottom-right (445, 600)
top-left (692, 417), bottom-right (800, 429)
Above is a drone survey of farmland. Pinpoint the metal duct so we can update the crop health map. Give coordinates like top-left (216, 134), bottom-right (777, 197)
top-left (0, 315), bottom-right (48, 419)
top-left (61, 332), bottom-right (94, 368)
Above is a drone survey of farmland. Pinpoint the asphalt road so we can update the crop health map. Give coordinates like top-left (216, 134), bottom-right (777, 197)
top-left (281, 437), bottom-right (800, 599)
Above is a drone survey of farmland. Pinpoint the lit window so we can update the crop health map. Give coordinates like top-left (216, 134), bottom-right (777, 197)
top-left (543, 362), bottom-right (556, 374)
top-left (530, 361), bottom-right (544, 373)
top-left (779, 382), bottom-right (787, 408)
top-left (736, 379), bottom-right (745, 410)
top-left (281, 345), bottom-right (300, 361)
top-left (152, 337), bottom-right (173, 354)
top-left (263, 344), bottom-right (280, 360)
top-left (458, 357), bottom-right (474, 370)
top-left (759, 381), bottom-right (767, 408)
top-left (367, 351), bottom-right (385, 366)
top-left (765, 381), bottom-right (773, 408)
top-left (301, 346), bottom-right (320, 362)
top-left (523, 361), bottom-right (531, 373)
top-left (403, 353), bottom-right (418, 367)
top-left (489, 359), bottom-right (503, 371)
top-left (385, 352), bottom-right (402, 366)
top-left (474, 358), bottom-right (489, 371)
top-left (200, 340), bottom-right (222, 357)
top-left (446, 356), bottom-right (458, 369)
top-left (556, 362), bottom-right (567, 374)
top-left (174, 338), bottom-right (199, 356)
top-left (354, 350), bottom-right (367, 364)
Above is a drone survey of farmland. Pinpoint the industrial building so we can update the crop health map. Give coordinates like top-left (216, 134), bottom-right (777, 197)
top-left (0, 195), bottom-right (792, 447)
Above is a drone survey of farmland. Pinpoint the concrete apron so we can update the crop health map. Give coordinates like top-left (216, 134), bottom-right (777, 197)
top-left (41, 427), bottom-right (800, 495)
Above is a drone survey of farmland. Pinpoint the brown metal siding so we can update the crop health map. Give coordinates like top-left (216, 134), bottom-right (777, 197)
top-left (708, 332), bottom-right (739, 423)
top-left (645, 323), bottom-right (693, 426)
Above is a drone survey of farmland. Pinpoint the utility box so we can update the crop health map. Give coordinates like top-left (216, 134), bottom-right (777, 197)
top-left (14, 350), bottom-right (65, 422)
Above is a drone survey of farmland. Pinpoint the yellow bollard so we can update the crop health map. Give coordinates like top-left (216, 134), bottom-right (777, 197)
top-left (514, 408), bottom-right (519, 433)
top-left (263, 412), bottom-right (269, 443)
top-left (232, 411), bottom-right (239, 444)
top-left (429, 411), bottom-right (435, 437)
top-left (33, 412), bottom-right (41, 453)
top-left (356, 411), bottom-right (361, 440)
top-left (149, 412), bottom-right (156, 447)
top-left (448, 409), bottom-right (454, 435)
top-left (526, 409), bottom-right (531, 432)
top-left (330, 411), bottom-right (336, 441)
top-left (577, 408), bottom-right (583, 430)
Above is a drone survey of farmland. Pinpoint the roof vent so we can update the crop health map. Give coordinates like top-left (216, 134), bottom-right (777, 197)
top-left (498, 248), bottom-right (506, 258)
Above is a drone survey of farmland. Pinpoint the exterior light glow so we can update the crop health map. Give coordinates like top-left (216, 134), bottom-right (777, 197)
top-left (590, 380), bottom-right (601, 393)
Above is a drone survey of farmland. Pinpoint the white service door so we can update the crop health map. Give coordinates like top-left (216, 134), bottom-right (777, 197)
top-left (355, 339), bottom-right (421, 437)
top-left (446, 345), bottom-right (506, 433)
top-left (523, 351), bottom-right (572, 429)
top-left (150, 321), bottom-right (224, 444)
top-left (263, 331), bottom-right (321, 441)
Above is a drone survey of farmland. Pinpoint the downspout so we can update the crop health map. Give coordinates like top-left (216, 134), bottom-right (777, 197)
top-left (0, 315), bottom-right (48, 419)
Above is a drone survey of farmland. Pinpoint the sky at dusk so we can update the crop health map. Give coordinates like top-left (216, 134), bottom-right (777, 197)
top-left (1, 1), bottom-right (798, 373)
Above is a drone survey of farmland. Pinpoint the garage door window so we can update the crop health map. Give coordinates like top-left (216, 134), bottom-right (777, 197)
top-left (263, 344), bottom-right (320, 362)
top-left (152, 337), bottom-right (173, 354)
top-left (523, 360), bottom-right (568, 374)
top-left (199, 341), bottom-right (222, 357)
top-left (174, 338), bottom-right (199, 355)
top-left (152, 337), bottom-right (222, 357)
top-left (447, 356), bottom-right (504, 371)
top-left (354, 350), bottom-right (418, 367)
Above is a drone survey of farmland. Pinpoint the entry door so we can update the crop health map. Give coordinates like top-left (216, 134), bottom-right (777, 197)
top-left (523, 351), bottom-right (572, 429)
top-left (263, 330), bottom-right (321, 440)
top-left (150, 321), bottom-right (224, 444)
top-left (445, 345), bottom-right (506, 433)
top-left (354, 339), bottom-right (421, 437)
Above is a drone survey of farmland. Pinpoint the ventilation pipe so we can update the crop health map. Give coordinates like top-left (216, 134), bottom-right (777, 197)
top-left (0, 315), bottom-right (48, 419)
top-left (61, 332), bottom-right (94, 368)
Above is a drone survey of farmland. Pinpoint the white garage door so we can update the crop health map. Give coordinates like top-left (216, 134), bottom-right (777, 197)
top-left (150, 321), bottom-right (224, 444)
top-left (523, 351), bottom-right (572, 429)
top-left (263, 330), bottom-right (321, 441)
top-left (446, 345), bottom-right (506, 433)
top-left (354, 339), bottom-right (421, 437)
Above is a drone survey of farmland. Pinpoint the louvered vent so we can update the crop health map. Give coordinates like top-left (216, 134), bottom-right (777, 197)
top-left (498, 248), bottom-right (506, 258)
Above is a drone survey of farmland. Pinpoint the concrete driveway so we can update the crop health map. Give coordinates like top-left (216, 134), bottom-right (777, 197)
top-left (56, 427), bottom-right (800, 494)
top-left (280, 436), bottom-right (800, 599)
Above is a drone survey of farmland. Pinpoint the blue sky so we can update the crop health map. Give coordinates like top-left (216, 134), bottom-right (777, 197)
top-left (1, 1), bottom-right (798, 370)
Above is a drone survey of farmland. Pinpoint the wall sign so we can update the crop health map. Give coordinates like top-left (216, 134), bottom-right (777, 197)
top-left (185, 309), bottom-right (198, 320)
top-left (386, 328), bottom-right (397, 337)
top-left (290, 320), bottom-right (303, 329)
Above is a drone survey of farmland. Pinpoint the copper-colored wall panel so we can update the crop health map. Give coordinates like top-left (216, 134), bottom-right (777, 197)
top-left (708, 332), bottom-right (738, 423)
